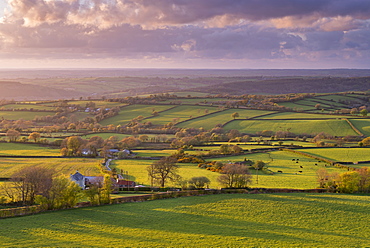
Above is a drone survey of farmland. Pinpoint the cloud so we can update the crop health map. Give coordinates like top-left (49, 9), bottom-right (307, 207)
top-left (0, 0), bottom-right (369, 68)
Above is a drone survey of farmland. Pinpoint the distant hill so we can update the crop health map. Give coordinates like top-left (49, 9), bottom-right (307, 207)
top-left (189, 77), bottom-right (370, 95)
top-left (0, 81), bottom-right (83, 100)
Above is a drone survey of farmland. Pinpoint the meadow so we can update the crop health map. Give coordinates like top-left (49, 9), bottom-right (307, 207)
top-left (176, 109), bottom-right (275, 129)
top-left (0, 193), bottom-right (369, 247)
top-left (0, 143), bottom-right (60, 156)
top-left (224, 119), bottom-right (358, 137)
top-left (0, 158), bottom-right (102, 177)
top-left (0, 111), bottom-right (55, 121)
top-left (276, 102), bottom-right (315, 111)
top-left (145, 105), bottom-right (219, 125)
top-left (206, 150), bottom-right (345, 189)
top-left (99, 104), bottom-right (175, 126)
top-left (294, 148), bottom-right (370, 164)
top-left (348, 119), bottom-right (370, 136)
top-left (1, 104), bottom-right (57, 111)
top-left (110, 159), bottom-right (220, 188)
top-left (255, 112), bottom-right (349, 119)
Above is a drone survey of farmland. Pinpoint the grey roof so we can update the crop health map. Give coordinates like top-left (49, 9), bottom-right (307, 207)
top-left (71, 171), bottom-right (84, 181)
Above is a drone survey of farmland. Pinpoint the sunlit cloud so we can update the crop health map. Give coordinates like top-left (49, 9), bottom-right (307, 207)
top-left (0, 0), bottom-right (369, 68)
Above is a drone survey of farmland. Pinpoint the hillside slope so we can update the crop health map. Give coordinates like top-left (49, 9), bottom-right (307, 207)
top-left (0, 81), bottom-right (83, 100)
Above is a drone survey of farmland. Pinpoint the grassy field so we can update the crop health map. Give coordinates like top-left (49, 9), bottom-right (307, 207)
top-left (111, 160), bottom-right (220, 188)
top-left (1, 104), bottom-right (56, 111)
top-left (277, 102), bottom-right (315, 111)
top-left (294, 148), bottom-right (370, 164)
top-left (256, 112), bottom-right (348, 119)
top-left (110, 149), bottom-right (346, 189)
top-left (145, 105), bottom-right (219, 125)
top-left (224, 119), bottom-right (358, 137)
top-left (67, 100), bottom-right (126, 108)
top-left (0, 158), bottom-right (102, 177)
top-left (348, 119), bottom-right (370, 136)
top-left (0, 111), bottom-right (55, 121)
top-left (133, 149), bottom-right (177, 157)
top-left (0, 143), bottom-right (60, 156)
top-left (0, 193), bottom-right (369, 247)
top-left (207, 150), bottom-right (345, 189)
top-left (315, 94), bottom-right (365, 103)
top-left (177, 109), bottom-right (275, 130)
top-left (99, 104), bottom-right (175, 126)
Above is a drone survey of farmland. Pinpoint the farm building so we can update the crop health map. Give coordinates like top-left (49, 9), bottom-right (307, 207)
top-left (70, 171), bottom-right (104, 189)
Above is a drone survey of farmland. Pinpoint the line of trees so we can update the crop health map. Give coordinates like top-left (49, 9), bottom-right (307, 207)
top-left (317, 167), bottom-right (370, 193)
top-left (147, 156), bottom-right (253, 188)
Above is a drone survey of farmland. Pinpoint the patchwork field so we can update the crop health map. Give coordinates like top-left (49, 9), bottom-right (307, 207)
top-left (111, 159), bottom-right (220, 188)
top-left (176, 109), bottom-right (275, 129)
top-left (0, 143), bottom-right (60, 156)
top-left (0, 158), bottom-right (102, 177)
top-left (256, 112), bottom-right (349, 119)
top-left (224, 119), bottom-right (358, 137)
top-left (145, 105), bottom-right (219, 125)
top-left (99, 104), bottom-right (175, 126)
top-left (277, 102), bottom-right (315, 111)
top-left (348, 119), bottom-right (370, 136)
top-left (1, 193), bottom-right (369, 247)
top-left (0, 111), bottom-right (55, 121)
top-left (1, 104), bottom-right (57, 111)
top-left (206, 150), bottom-right (345, 189)
top-left (67, 100), bottom-right (126, 108)
top-left (294, 148), bottom-right (370, 164)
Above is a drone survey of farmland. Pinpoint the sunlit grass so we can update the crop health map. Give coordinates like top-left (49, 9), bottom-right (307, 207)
top-left (177, 109), bottom-right (275, 129)
top-left (0, 158), bottom-right (102, 177)
top-left (0, 143), bottom-right (60, 156)
top-left (0, 193), bottom-right (369, 247)
top-left (99, 104), bottom-right (174, 126)
top-left (145, 105), bottom-right (219, 125)
top-left (294, 148), bottom-right (370, 164)
top-left (224, 119), bottom-right (357, 137)
top-left (207, 151), bottom-right (345, 189)
top-left (0, 111), bottom-right (55, 121)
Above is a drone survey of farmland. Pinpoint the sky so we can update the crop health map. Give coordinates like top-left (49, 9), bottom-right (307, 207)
top-left (0, 0), bottom-right (369, 69)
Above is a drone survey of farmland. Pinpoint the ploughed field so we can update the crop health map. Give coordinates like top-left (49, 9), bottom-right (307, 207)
top-left (0, 193), bottom-right (369, 247)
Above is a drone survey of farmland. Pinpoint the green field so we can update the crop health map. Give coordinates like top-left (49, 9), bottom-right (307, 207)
top-left (349, 119), bottom-right (370, 136)
top-left (207, 150), bottom-right (345, 189)
top-left (0, 158), bottom-right (102, 177)
top-left (111, 150), bottom-right (345, 189)
top-left (256, 112), bottom-right (348, 119)
top-left (67, 100), bottom-right (126, 108)
top-left (0, 111), bottom-right (55, 121)
top-left (1, 104), bottom-right (56, 111)
top-left (111, 160), bottom-right (220, 188)
top-left (294, 148), bottom-right (370, 164)
top-left (224, 119), bottom-right (358, 137)
top-left (0, 143), bottom-right (60, 156)
top-left (277, 102), bottom-right (315, 111)
top-left (0, 193), bottom-right (369, 247)
top-left (99, 104), bottom-right (175, 126)
top-left (177, 109), bottom-right (275, 130)
top-left (133, 149), bottom-right (177, 157)
top-left (145, 105), bottom-right (219, 125)
top-left (315, 94), bottom-right (365, 103)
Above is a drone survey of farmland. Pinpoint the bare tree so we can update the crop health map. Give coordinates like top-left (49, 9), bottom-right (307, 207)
top-left (9, 166), bottom-right (54, 205)
top-left (6, 129), bottom-right (20, 142)
top-left (147, 156), bottom-right (180, 187)
top-left (218, 164), bottom-right (252, 188)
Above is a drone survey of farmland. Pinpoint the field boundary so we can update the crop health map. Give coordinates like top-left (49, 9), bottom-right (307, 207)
top-left (0, 188), bottom-right (327, 219)
top-left (345, 118), bottom-right (364, 136)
